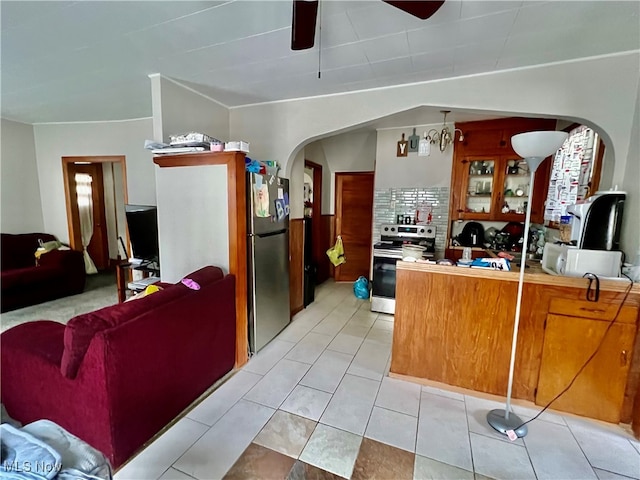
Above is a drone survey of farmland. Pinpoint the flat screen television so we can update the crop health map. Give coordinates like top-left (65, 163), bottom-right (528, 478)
top-left (124, 204), bottom-right (159, 268)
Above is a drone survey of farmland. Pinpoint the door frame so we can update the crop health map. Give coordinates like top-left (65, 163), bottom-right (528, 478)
top-left (62, 156), bottom-right (129, 265)
top-left (304, 160), bottom-right (323, 276)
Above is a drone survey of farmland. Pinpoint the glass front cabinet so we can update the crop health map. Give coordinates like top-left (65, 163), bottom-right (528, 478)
top-left (449, 118), bottom-right (559, 225)
top-left (453, 154), bottom-right (549, 223)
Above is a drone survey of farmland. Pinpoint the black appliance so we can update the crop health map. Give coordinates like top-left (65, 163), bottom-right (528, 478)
top-left (455, 221), bottom-right (485, 247)
top-left (371, 224), bottom-right (436, 314)
top-left (568, 191), bottom-right (625, 251)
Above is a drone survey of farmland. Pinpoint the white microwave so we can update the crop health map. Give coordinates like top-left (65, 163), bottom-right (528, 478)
top-left (542, 244), bottom-right (622, 278)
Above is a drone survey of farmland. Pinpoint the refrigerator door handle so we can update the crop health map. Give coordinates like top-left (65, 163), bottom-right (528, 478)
top-left (256, 229), bottom-right (287, 238)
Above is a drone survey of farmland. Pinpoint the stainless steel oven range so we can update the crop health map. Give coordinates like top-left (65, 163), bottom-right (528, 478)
top-left (371, 224), bottom-right (436, 314)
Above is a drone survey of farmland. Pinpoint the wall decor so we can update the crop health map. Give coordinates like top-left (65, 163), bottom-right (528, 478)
top-left (396, 133), bottom-right (408, 157)
top-left (418, 131), bottom-right (431, 156)
top-left (408, 128), bottom-right (420, 153)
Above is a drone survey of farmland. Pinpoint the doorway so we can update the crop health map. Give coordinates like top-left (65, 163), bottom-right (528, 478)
top-left (334, 172), bottom-right (375, 282)
top-left (62, 156), bottom-right (129, 271)
top-left (304, 160), bottom-right (325, 284)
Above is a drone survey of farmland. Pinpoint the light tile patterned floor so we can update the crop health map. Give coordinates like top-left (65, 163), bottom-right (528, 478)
top-left (115, 281), bottom-right (640, 480)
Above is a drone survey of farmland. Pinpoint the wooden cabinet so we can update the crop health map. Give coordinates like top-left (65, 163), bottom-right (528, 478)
top-left (391, 262), bottom-right (640, 427)
top-left (450, 118), bottom-right (556, 224)
top-left (536, 298), bottom-right (638, 423)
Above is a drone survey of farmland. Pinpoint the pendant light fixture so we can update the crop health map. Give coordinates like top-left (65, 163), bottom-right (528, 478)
top-left (425, 110), bottom-right (465, 154)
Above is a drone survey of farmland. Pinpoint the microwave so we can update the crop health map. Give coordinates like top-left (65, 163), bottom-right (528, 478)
top-left (542, 243), bottom-right (622, 278)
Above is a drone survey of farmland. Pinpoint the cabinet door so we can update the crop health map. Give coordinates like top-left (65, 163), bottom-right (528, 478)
top-left (536, 314), bottom-right (635, 423)
top-left (496, 155), bottom-right (530, 222)
top-left (494, 155), bottom-right (552, 223)
top-left (457, 155), bottom-right (497, 220)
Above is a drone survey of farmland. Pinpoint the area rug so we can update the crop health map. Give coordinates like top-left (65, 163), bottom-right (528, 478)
top-left (0, 273), bottom-right (118, 333)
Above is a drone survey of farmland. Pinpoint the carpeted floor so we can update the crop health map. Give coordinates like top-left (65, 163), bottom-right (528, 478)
top-left (0, 271), bottom-right (119, 333)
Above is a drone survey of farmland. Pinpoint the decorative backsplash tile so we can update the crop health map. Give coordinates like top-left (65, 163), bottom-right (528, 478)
top-left (372, 187), bottom-right (450, 254)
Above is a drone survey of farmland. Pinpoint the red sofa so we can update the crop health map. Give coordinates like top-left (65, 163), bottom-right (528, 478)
top-left (0, 266), bottom-right (236, 468)
top-left (1, 233), bottom-right (86, 312)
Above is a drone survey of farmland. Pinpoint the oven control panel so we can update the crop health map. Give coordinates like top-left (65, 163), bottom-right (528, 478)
top-left (380, 223), bottom-right (436, 240)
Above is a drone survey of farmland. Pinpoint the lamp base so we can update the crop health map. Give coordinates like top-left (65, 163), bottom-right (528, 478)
top-left (486, 409), bottom-right (528, 438)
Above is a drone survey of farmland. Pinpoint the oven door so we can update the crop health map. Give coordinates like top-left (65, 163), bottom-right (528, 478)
top-left (372, 252), bottom-right (400, 300)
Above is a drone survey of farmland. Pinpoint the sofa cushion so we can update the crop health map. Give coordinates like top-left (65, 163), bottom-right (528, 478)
top-left (60, 266), bottom-right (225, 379)
top-left (1, 265), bottom-right (61, 290)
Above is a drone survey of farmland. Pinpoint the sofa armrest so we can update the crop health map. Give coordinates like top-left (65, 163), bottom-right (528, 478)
top-left (0, 321), bottom-right (112, 458)
top-left (1, 320), bottom-right (65, 368)
top-left (1, 321), bottom-right (67, 421)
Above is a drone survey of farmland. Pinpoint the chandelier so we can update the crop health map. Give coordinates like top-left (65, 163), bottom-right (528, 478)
top-left (424, 110), bottom-right (465, 153)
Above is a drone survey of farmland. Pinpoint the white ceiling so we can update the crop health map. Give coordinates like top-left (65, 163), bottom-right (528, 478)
top-left (2, 0), bottom-right (639, 124)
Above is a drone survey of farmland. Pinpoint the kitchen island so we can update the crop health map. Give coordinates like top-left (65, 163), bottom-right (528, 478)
top-left (390, 261), bottom-right (640, 431)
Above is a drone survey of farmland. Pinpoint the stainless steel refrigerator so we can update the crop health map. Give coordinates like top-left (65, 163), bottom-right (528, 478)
top-left (247, 171), bottom-right (291, 353)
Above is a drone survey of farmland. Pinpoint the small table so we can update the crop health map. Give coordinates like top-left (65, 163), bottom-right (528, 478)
top-left (116, 262), bottom-right (160, 303)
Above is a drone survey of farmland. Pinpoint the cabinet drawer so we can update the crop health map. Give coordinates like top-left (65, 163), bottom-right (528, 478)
top-left (548, 298), bottom-right (638, 324)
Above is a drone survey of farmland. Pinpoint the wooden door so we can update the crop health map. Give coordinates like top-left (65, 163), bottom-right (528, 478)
top-left (536, 314), bottom-right (636, 423)
top-left (334, 172), bottom-right (374, 282)
top-left (66, 163), bottom-right (109, 270)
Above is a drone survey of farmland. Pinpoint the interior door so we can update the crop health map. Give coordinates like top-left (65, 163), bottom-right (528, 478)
top-left (334, 172), bottom-right (374, 282)
top-left (67, 163), bottom-right (109, 270)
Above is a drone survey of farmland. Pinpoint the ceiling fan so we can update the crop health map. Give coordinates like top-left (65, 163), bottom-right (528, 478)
top-left (291, 0), bottom-right (445, 50)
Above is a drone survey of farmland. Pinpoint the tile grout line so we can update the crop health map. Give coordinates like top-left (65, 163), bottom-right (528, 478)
top-left (461, 389), bottom-right (478, 478)
top-left (166, 465), bottom-right (198, 480)
top-left (564, 418), bottom-right (609, 479)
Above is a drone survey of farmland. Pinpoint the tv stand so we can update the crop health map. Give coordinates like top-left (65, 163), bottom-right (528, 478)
top-left (116, 261), bottom-right (161, 303)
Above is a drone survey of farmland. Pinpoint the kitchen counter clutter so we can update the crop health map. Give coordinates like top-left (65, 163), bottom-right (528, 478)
top-left (390, 261), bottom-right (640, 433)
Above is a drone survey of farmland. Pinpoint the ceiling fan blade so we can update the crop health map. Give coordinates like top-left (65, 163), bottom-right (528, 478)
top-left (291, 0), bottom-right (319, 50)
top-left (382, 0), bottom-right (445, 20)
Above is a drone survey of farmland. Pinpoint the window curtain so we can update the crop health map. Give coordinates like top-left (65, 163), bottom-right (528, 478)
top-left (75, 173), bottom-right (98, 274)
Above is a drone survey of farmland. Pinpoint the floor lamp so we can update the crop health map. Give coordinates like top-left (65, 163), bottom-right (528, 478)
top-left (487, 130), bottom-right (568, 438)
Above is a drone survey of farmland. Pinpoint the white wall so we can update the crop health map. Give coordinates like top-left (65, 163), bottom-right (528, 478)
top-left (1, 119), bottom-right (44, 233)
top-left (321, 130), bottom-right (376, 213)
top-left (620, 82), bottom-right (640, 260)
top-left (152, 75), bottom-right (229, 144)
top-left (33, 118), bottom-right (155, 243)
top-left (289, 150), bottom-right (305, 219)
top-left (375, 124), bottom-right (453, 189)
top-left (230, 53), bottom-right (639, 259)
top-left (155, 164), bottom-right (229, 282)
top-left (301, 130), bottom-right (376, 215)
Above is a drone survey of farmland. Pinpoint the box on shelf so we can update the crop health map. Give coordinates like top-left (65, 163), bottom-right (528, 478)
top-left (224, 141), bottom-right (250, 153)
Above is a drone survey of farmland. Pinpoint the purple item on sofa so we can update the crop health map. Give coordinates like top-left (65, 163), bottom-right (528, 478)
top-left (181, 278), bottom-right (200, 290)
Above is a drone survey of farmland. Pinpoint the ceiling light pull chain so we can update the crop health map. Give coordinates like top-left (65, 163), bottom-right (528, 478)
top-left (317, 0), bottom-right (322, 78)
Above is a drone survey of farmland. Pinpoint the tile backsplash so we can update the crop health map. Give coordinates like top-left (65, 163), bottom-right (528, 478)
top-left (372, 187), bottom-right (450, 254)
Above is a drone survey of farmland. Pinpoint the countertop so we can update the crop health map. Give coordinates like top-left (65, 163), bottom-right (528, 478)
top-left (397, 260), bottom-right (638, 293)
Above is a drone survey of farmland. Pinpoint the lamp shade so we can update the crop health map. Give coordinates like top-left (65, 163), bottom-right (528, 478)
top-left (511, 131), bottom-right (568, 161)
